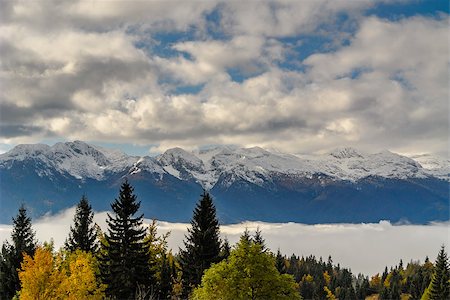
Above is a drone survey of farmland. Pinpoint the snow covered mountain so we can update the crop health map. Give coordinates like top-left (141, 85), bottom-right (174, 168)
top-left (0, 141), bottom-right (448, 224)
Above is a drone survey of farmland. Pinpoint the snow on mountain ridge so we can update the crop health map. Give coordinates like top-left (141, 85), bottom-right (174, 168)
top-left (0, 141), bottom-right (447, 186)
top-left (410, 154), bottom-right (450, 181)
top-left (329, 147), bottom-right (365, 159)
top-left (0, 141), bottom-right (140, 180)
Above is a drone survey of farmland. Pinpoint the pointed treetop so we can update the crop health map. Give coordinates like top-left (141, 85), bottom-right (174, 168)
top-left (110, 179), bottom-right (142, 219)
top-left (428, 245), bottom-right (450, 300)
top-left (180, 190), bottom-right (221, 295)
top-left (240, 228), bottom-right (252, 245)
top-left (65, 195), bottom-right (98, 252)
top-left (253, 227), bottom-right (266, 251)
top-left (220, 238), bottom-right (231, 260)
top-left (11, 204), bottom-right (36, 256)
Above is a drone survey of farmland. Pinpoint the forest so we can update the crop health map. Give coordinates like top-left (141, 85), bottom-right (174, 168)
top-left (0, 181), bottom-right (449, 300)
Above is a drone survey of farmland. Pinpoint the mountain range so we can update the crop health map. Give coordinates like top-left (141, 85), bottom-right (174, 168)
top-left (0, 141), bottom-right (448, 224)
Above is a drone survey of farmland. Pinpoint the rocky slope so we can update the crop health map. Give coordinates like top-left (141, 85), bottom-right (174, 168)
top-left (0, 141), bottom-right (448, 224)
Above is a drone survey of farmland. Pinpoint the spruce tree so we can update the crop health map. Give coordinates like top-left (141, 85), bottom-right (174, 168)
top-left (0, 205), bottom-right (36, 299)
top-left (158, 252), bottom-right (173, 299)
top-left (241, 228), bottom-right (252, 244)
top-left (100, 180), bottom-right (152, 299)
top-left (65, 195), bottom-right (98, 252)
top-left (179, 191), bottom-right (221, 296)
top-left (428, 245), bottom-right (450, 300)
top-left (276, 249), bottom-right (286, 273)
top-left (254, 227), bottom-right (266, 251)
top-left (220, 238), bottom-right (231, 260)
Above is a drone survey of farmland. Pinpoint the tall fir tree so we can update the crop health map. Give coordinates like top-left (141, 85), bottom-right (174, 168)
top-left (241, 228), bottom-right (252, 244)
top-left (65, 195), bottom-right (98, 252)
top-left (158, 252), bottom-right (173, 299)
top-left (220, 238), bottom-right (231, 260)
top-left (179, 191), bottom-right (221, 297)
top-left (0, 205), bottom-right (36, 299)
top-left (276, 249), bottom-right (286, 274)
top-left (254, 227), bottom-right (266, 251)
top-left (99, 180), bottom-right (153, 299)
top-left (428, 245), bottom-right (450, 300)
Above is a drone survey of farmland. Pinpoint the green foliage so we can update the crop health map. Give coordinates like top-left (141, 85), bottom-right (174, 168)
top-left (427, 246), bottom-right (450, 300)
top-left (253, 227), bottom-right (266, 251)
top-left (403, 260), bottom-right (433, 299)
top-left (281, 252), bottom-right (356, 300)
top-left (158, 252), bottom-right (173, 299)
top-left (0, 205), bottom-right (36, 299)
top-left (372, 257), bottom-right (436, 300)
top-left (192, 235), bottom-right (300, 300)
top-left (275, 249), bottom-right (286, 274)
top-left (65, 195), bottom-right (98, 253)
top-left (220, 238), bottom-right (231, 260)
top-left (179, 191), bottom-right (221, 296)
top-left (99, 180), bottom-right (154, 299)
top-left (355, 274), bottom-right (370, 299)
top-left (143, 219), bottom-right (176, 299)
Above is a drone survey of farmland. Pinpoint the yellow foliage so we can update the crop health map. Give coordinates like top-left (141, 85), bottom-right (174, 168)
top-left (370, 273), bottom-right (382, 289)
top-left (18, 247), bottom-right (105, 300)
top-left (323, 271), bottom-right (331, 286)
top-left (61, 250), bottom-right (106, 299)
top-left (324, 286), bottom-right (336, 300)
top-left (18, 247), bottom-right (65, 300)
top-left (304, 274), bottom-right (314, 283)
top-left (384, 273), bottom-right (392, 288)
top-left (144, 219), bottom-right (171, 280)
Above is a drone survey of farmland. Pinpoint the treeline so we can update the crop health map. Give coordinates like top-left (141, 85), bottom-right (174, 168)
top-left (0, 180), bottom-right (449, 300)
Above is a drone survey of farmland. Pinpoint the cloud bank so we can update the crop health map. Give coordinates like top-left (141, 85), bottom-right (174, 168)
top-left (0, 207), bottom-right (448, 276)
top-left (0, 1), bottom-right (448, 155)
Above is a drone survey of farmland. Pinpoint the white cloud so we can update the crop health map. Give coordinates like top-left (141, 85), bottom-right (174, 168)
top-left (0, 207), bottom-right (448, 276)
top-left (0, 1), bottom-right (447, 155)
top-left (219, 0), bottom-right (375, 37)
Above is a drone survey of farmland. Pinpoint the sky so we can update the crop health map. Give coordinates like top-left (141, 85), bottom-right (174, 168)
top-left (0, 206), bottom-right (448, 276)
top-left (0, 0), bottom-right (448, 156)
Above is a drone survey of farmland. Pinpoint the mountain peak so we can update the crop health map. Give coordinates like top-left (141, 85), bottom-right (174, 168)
top-left (1, 141), bottom-right (448, 184)
top-left (6, 143), bottom-right (51, 156)
top-left (329, 147), bottom-right (364, 159)
top-left (158, 147), bottom-right (203, 169)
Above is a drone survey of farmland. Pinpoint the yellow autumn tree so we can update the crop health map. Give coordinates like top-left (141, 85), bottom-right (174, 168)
top-left (370, 273), bottom-right (382, 290)
top-left (18, 247), bottom-right (105, 300)
top-left (324, 286), bottom-right (336, 300)
top-left (60, 250), bottom-right (106, 299)
top-left (18, 247), bottom-right (65, 300)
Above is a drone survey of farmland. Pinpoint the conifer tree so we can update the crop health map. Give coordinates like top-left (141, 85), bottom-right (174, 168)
top-left (65, 195), bottom-right (98, 252)
top-left (220, 238), bottom-right (231, 260)
top-left (179, 191), bottom-right (221, 296)
top-left (276, 249), bottom-right (286, 274)
top-left (428, 245), bottom-right (450, 300)
top-left (0, 205), bottom-right (36, 299)
top-left (254, 227), bottom-right (266, 251)
top-left (158, 252), bottom-right (173, 299)
top-left (240, 228), bottom-right (252, 244)
top-left (100, 180), bottom-right (153, 299)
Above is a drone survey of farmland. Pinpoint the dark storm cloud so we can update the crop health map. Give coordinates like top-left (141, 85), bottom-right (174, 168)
top-left (0, 124), bottom-right (47, 138)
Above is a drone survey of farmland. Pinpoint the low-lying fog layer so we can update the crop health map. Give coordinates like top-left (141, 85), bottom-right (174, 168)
top-left (0, 207), bottom-right (448, 276)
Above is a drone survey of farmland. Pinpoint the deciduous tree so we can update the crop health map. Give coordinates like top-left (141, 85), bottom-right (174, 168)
top-left (18, 247), bottom-right (105, 300)
top-left (192, 235), bottom-right (300, 300)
